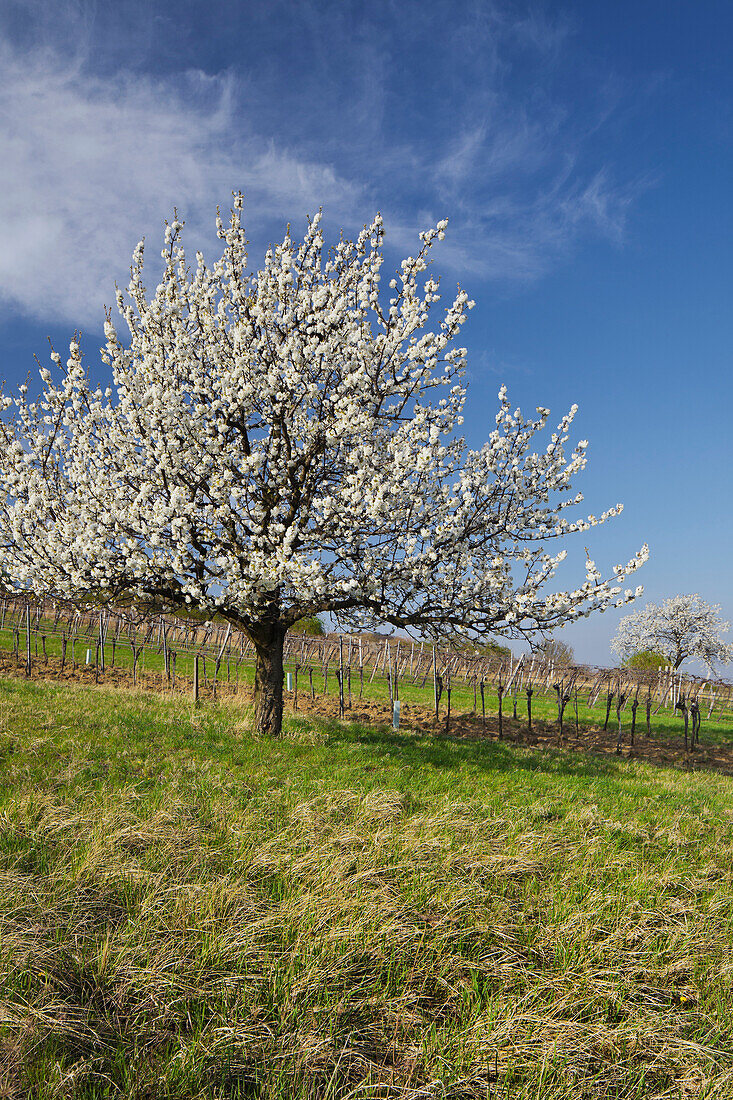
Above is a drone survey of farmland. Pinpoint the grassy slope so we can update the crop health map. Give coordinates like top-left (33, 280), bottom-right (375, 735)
top-left (1, 677), bottom-right (733, 1099)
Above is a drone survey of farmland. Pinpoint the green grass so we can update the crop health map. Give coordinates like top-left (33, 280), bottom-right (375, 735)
top-left (2, 621), bottom-right (731, 750)
top-left (1, 676), bottom-right (733, 1098)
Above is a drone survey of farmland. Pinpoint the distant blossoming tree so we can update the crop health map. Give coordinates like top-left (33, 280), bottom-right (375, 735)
top-left (611, 595), bottom-right (733, 672)
top-left (0, 197), bottom-right (647, 735)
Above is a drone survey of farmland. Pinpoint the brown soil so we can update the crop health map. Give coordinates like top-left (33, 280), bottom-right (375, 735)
top-left (296, 693), bottom-right (733, 776)
top-left (3, 651), bottom-right (732, 777)
top-left (0, 650), bottom-right (241, 696)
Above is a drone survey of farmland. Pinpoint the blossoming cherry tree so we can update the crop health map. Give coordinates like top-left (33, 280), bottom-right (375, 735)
top-left (0, 198), bottom-right (647, 735)
top-left (612, 594), bottom-right (732, 672)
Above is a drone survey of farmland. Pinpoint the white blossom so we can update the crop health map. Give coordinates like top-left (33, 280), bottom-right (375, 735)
top-left (0, 197), bottom-right (648, 732)
top-left (611, 594), bottom-right (733, 672)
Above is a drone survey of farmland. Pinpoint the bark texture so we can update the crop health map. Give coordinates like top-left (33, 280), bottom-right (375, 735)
top-left (251, 622), bottom-right (286, 737)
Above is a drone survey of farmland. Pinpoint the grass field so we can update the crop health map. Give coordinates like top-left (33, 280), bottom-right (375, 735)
top-left (1, 675), bottom-right (733, 1098)
top-left (2, 621), bottom-right (732, 756)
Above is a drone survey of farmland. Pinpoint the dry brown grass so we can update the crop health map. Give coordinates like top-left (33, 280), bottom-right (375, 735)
top-left (1, 677), bottom-right (733, 1097)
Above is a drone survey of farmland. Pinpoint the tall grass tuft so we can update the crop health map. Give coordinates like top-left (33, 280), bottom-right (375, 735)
top-left (1, 676), bottom-right (732, 1097)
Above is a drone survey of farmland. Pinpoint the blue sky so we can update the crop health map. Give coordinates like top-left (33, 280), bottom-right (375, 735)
top-left (0, 0), bottom-right (731, 669)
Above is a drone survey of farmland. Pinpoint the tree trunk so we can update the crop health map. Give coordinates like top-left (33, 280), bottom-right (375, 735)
top-left (251, 622), bottom-right (286, 737)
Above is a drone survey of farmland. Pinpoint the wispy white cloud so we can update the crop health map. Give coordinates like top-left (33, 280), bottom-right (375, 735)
top-left (0, 41), bottom-right (362, 327)
top-left (0, 0), bottom-right (644, 329)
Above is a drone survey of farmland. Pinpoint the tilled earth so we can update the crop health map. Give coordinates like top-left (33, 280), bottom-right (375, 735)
top-left (298, 693), bottom-right (733, 775)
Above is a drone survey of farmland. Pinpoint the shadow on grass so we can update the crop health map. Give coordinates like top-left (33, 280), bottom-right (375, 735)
top-left (307, 716), bottom-right (631, 782)
top-left (293, 705), bottom-right (733, 782)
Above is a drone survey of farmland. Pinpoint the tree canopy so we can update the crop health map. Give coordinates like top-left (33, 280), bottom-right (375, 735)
top-left (288, 615), bottom-right (325, 637)
top-left (621, 649), bottom-right (666, 670)
top-left (0, 198), bottom-right (647, 733)
top-left (533, 637), bottom-right (574, 667)
top-left (612, 595), bottom-right (732, 672)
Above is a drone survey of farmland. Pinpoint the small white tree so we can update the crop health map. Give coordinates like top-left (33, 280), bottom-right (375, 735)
top-left (611, 594), bottom-right (733, 672)
top-left (0, 198), bottom-right (647, 735)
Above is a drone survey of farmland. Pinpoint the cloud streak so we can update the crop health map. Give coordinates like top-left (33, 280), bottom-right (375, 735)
top-left (0, 43), bottom-right (363, 326)
top-left (0, 0), bottom-right (642, 329)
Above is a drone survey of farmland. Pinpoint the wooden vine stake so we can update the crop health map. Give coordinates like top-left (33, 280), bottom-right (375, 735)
top-left (25, 604), bottom-right (31, 677)
top-left (630, 685), bottom-right (640, 749)
top-left (615, 689), bottom-right (627, 755)
top-left (99, 612), bottom-right (105, 673)
top-left (677, 693), bottom-right (690, 761)
top-left (554, 678), bottom-right (571, 743)
top-left (386, 641), bottom-right (393, 707)
top-left (690, 698), bottom-right (701, 747)
top-left (603, 681), bottom-right (615, 732)
top-left (445, 668), bottom-right (451, 734)
top-left (338, 636), bottom-right (345, 719)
